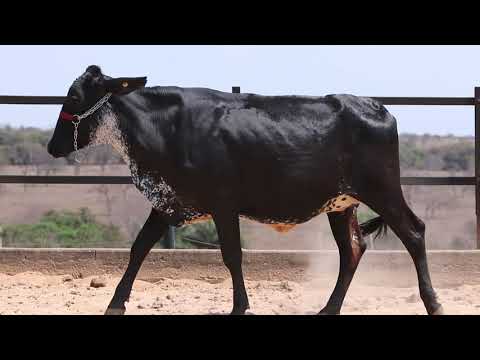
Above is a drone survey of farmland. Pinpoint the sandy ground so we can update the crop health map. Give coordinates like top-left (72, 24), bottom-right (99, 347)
top-left (1, 270), bottom-right (479, 315)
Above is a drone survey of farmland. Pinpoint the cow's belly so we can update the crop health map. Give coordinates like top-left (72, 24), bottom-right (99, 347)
top-left (129, 163), bottom-right (360, 233)
top-left (252, 193), bottom-right (360, 233)
top-left (182, 193), bottom-right (360, 233)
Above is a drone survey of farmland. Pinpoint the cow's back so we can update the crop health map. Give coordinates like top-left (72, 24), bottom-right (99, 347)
top-left (174, 90), bottom-right (347, 222)
top-left (146, 88), bottom-right (397, 225)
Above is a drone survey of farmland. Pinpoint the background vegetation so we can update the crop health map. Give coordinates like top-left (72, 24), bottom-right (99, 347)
top-left (1, 208), bottom-right (126, 248)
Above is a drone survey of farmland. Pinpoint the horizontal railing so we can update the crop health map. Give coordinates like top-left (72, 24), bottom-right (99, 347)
top-left (0, 95), bottom-right (476, 106)
top-left (0, 175), bottom-right (474, 186)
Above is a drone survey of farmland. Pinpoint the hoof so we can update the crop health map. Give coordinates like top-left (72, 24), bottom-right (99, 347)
top-left (431, 305), bottom-right (445, 315)
top-left (230, 309), bottom-right (247, 315)
top-left (104, 307), bottom-right (126, 315)
top-left (230, 305), bottom-right (250, 315)
top-left (317, 312), bottom-right (339, 315)
top-left (318, 307), bottom-right (340, 315)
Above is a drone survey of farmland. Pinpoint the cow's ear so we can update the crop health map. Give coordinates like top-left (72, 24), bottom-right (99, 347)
top-left (104, 77), bottom-right (147, 95)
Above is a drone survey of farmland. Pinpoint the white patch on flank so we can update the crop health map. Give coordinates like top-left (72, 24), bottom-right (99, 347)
top-left (319, 194), bottom-right (360, 214)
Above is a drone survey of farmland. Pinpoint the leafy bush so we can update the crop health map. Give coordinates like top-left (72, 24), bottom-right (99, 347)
top-left (0, 208), bottom-right (126, 248)
top-left (356, 207), bottom-right (378, 224)
top-left (174, 221), bottom-right (220, 249)
top-left (167, 220), bottom-right (248, 249)
top-left (399, 144), bottom-right (425, 169)
top-left (442, 143), bottom-right (474, 171)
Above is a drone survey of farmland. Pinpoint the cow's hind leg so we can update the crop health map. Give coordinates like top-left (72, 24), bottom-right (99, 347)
top-left (105, 208), bottom-right (168, 315)
top-left (212, 210), bottom-right (249, 315)
top-left (361, 192), bottom-right (443, 315)
top-left (319, 206), bottom-right (366, 315)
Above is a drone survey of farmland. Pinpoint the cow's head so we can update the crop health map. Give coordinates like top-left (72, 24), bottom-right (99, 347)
top-left (47, 65), bottom-right (147, 158)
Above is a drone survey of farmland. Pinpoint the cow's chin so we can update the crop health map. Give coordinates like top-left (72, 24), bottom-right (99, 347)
top-left (47, 143), bottom-right (75, 159)
top-left (49, 151), bottom-right (70, 159)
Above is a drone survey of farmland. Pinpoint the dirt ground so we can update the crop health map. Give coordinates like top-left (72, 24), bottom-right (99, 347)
top-left (1, 268), bottom-right (479, 315)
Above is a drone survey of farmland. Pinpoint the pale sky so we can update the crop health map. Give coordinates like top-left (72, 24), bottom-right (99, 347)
top-left (0, 45), bottom-right (478, 135)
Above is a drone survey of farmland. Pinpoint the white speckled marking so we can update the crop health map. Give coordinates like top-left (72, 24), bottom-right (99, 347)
top-left (89, 107), bottom-right (129, 162)
top-left (319, 194), bottom-right (360, 214)
top-left (88, 107), bottom-right (179, 216)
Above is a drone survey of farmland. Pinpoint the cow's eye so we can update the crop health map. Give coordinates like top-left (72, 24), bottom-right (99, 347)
top-left (70, 95), bottom-right (80, 103)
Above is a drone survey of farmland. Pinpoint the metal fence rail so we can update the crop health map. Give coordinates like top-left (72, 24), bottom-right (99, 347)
top-left (0, 175), bottom-right (475, 186)
top-left (0, 95), bottom-right (477, 106)
top-left (1, 87), bottom-right (480, 248)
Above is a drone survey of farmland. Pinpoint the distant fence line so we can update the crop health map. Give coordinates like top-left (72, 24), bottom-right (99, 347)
top-left (1, 87), bottom-right (480, 248)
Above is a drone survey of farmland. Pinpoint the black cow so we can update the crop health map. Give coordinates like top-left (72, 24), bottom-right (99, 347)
top-left (47, 65), bottom-right (444, 315)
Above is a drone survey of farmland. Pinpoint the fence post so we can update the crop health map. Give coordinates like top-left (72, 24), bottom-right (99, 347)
top-left (165, 226), bottom-right (175, 249)
top-left (475, 87), bottom-right (480, 249)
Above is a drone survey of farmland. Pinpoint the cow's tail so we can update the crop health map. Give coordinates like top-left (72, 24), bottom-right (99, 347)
top-left (359, 216), bottom-right (388, 239)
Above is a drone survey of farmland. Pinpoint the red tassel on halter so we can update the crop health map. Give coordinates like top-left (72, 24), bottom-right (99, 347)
top-left (60, 111), bottom-right (75, 121)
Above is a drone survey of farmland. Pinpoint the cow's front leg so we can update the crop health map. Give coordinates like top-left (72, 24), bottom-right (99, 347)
top-left (212, 210), bottom-right (250, 315)
top-left (105, 208), bottom-right (168, 315)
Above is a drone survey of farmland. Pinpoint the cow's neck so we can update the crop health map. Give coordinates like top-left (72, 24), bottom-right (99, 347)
top-left (94, 88), bottom-right (180, 177)
top-left (88, 88), bottom-right (185, 215)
